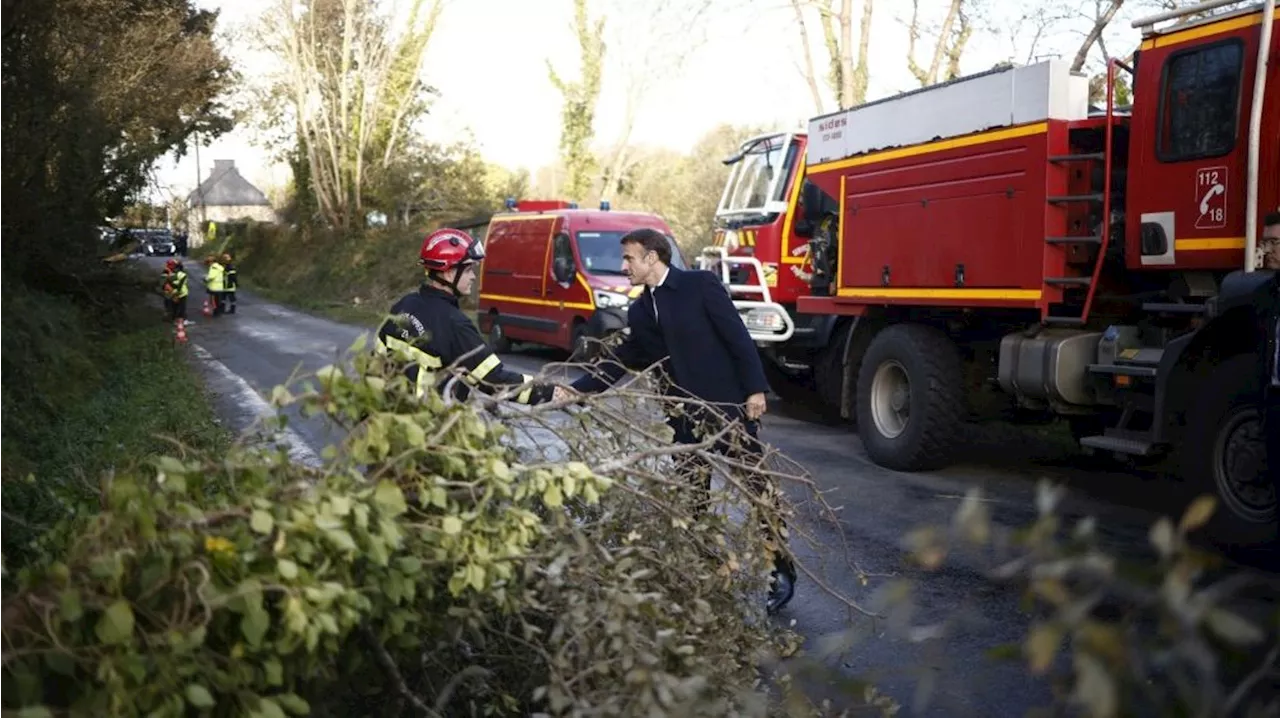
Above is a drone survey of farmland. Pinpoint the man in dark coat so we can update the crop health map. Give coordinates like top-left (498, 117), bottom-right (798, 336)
top-left (569, 227), bottom-right (796, 613)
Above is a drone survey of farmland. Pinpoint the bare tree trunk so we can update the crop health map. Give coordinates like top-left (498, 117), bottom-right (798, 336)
top-left (851, 0), bottom-right (873, 105)
top-left (838, 0), bottom-right (855, 106)
top-left (600, 88), bottom-right (639, 201)
top-left (598, 0), bottom-right (713, 201)
top-left (1071, 0), bottom-right (1126, 73)
top-left (790, 0), bottom-right (826, 114)
top-left (818, 0), bottom-right (844, 106)
top-left (907, 0), bottom-right (967, 87)
top-left (259, 0), bottom-right (442, 229)
top-left (945, 9), bottom-right (972, 81)
top-left (906, 0), bottom-right (972, 87)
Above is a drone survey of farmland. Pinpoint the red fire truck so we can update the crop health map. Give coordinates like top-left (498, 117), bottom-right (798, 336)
top-left (704, 0), bottom-right (1279, 545)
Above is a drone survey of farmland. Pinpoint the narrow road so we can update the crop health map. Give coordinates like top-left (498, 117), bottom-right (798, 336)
top-left (162, 258), bottom-right (1274, 717)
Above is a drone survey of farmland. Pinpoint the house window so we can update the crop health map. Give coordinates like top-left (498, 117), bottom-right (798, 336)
top-left (1156, 39), bottom-right (1243, 162)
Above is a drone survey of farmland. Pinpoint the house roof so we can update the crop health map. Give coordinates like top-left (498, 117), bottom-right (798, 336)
top-left (187, 160), bottom-right (271, 207)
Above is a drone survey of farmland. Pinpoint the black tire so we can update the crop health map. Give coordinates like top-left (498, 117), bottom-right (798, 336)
top-left (487, 313), bottom-right (511, 353)
top-left (1181, 354), bottom-right (1276, 549)
top-left (855, 324), bottom-right (964, 471)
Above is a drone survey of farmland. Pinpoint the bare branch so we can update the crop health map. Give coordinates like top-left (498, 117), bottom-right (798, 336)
top-left (790, 0), bottom-right (827, 114)
top-left (1071, 0), bottom-right (1126, 72)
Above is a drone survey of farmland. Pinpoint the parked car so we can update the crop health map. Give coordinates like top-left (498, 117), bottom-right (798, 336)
top-left (139, 230), bottom-right (177, 256)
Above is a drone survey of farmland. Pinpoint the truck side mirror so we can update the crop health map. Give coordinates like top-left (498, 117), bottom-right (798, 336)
top-left (793, 181), bottom-right (826, 237)
top-left (801, 181), bottom-right (825, 223)
top-left (553, 254), bottom-right (575, 284)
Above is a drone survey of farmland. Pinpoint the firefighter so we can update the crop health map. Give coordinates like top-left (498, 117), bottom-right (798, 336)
top-left (161, 259), bottom-right (177, 320)
top-left (376, 228), bottom-right (563, 405)
top-left (205, 255), bottom-right (226, 317)
top-left (221, 252), bottom-right (238, 314)
top-left (167, 260), bottom-right (190, 322)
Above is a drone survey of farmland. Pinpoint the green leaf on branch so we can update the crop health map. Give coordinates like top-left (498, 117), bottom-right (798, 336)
top-left (1179, 495), bottom-right (1216, 533)
top-left (95, 600), bottom-right (135, 645)
top-left (251, 509), bottom-right (275, 535)
top-left (374, 480), bottom-right (407, 516)
top-left (441, 515), bottom-right (462, 535)
top-left (276, 693), bottom-right (311, 715)
top-left (185, 684), bottom-right (216, 708)
top-left (1025, 622), bottom-right (1062, 675)
top-left (1205, 608), bottom-right (1264, 645)
top-left (242, 609), bottom-right (270, 647)
top-left (324, 528), bottom-right (357, 552)
top-left (543, 483), bottom-right (563, 508)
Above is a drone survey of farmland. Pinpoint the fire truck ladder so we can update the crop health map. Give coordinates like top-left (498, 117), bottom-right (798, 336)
top-left (1041, 59), bottom-right (1130, 327)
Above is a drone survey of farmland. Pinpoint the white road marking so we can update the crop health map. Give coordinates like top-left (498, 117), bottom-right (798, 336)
top-left (191, 344), bottom-right (323, 468)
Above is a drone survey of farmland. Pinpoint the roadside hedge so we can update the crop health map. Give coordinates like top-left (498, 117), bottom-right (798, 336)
top-left (1, 344), bottom-right (821, 717)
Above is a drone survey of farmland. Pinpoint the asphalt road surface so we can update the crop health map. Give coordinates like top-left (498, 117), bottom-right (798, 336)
top-left (158, 258), bottom-right (1275, 717)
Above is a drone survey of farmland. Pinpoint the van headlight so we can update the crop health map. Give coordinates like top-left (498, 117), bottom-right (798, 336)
top-left (594, 290), bottom-right (631, 308)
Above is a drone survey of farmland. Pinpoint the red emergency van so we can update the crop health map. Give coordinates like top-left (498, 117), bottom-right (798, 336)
top-left (477, 199), bottom-right (685, 357)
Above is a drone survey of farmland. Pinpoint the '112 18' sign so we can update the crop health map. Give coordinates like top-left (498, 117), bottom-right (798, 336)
top-left (1195, 166), bottom-right (1227, 230)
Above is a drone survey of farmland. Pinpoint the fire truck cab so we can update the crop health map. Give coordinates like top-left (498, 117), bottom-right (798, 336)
top-left (700, 132), bottom-right (846, 415)
top-left (477, 199), bottom-right (684, 358)
top-left (709, 0), bottom-right (1279, 547)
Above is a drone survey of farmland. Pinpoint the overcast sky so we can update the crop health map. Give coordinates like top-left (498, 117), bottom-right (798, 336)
top-left (153, 0), bottom-right (1169, 200)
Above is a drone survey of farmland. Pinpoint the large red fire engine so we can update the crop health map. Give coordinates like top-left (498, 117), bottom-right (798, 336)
top-left (703, 0), bottom-right (1278, 546)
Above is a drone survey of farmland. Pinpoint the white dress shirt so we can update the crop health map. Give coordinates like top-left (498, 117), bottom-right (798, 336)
top-left (649, 267), bottom-right (669, 322)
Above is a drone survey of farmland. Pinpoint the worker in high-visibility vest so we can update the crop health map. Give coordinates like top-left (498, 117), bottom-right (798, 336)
top-left (221, 252), bottom-right (238, 314)
top-left (205, 255), bottom-right (226, 317)
top-left (165, 259), bottom-right (190, 322)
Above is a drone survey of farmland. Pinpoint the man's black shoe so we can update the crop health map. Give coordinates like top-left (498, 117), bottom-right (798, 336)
top-left (766, 558), bottom-right (797, 615)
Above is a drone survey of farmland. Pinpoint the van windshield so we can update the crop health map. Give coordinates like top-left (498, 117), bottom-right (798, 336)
top-left (575, 230), bottom-right (685, 275)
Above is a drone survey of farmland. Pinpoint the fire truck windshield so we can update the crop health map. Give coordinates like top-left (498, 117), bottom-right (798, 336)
top-left (575, 231), bottom-right (685, 275)
top-left (717, 134), bottom-right (798, 218)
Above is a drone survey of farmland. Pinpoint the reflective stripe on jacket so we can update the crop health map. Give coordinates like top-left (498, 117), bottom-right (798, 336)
top-left (375, 284), bottom-right (554, 405)
top-left (172, 270), bottom-right (189, 299)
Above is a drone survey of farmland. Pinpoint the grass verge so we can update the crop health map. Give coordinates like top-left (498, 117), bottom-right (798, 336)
top-left (1, 263), bottom-right (231, 570)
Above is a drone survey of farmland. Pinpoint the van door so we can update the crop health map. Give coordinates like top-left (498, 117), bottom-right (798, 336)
top-left (543, 231), bottom-right (595, 348)
top-left (479, 216), bottom-right (559, 345)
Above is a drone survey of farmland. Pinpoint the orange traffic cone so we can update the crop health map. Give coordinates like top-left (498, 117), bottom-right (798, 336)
top-left (174, 319), bottom-right (188, 344)
top-left (202, 297), bottom-right (213, 317)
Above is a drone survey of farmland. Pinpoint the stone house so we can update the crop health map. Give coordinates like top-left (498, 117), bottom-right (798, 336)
top-left (186, 159), bottom-right (277, 247)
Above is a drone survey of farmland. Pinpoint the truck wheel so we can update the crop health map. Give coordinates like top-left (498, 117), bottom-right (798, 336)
top-left (1182, 354), bottom-right (1276, 548)
top-left (487, 313), bottom-right (511, 353)
top-left (856, 324), bottom-right (964, 471)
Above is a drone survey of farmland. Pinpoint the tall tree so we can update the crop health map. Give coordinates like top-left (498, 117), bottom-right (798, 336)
top-left (2, 0), bottom-right (232, 277)
top-left (1071, 0), bottom-right (1127, 72)
top-left (256, 0), bottom-right (444, 228)
top-left (547, 0), bottom-right (606, 204)
top-left (597, 0), bottom-right (716, 203)
top-left (791, 0), bottom-right (875, 112)
top-left (906, 0), bottom-right (972, 86)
